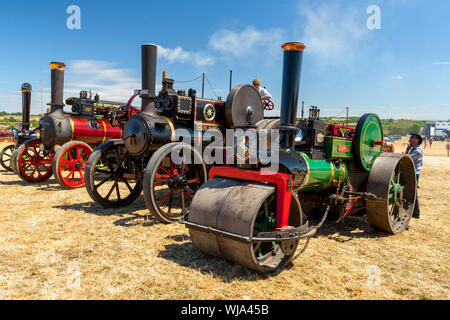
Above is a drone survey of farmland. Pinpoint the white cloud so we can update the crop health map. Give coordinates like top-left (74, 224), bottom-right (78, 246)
top-left (392, 75), bottom-right (403, 79)
top-left (209, 26), bottom-right (285, 60)
top-left (432, 62), bottom-right (450, 65)
top-left (65, 60), bottom-right (140, 103)
top-left (296, 2), bottom-right (369, 64)
top-left (157, 46), bottom-right (215, 67)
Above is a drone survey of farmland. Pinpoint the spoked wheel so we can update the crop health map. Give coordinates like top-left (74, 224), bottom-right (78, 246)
top-left (52, 141), bottom-right (93, 189)
top-left (366, 153), bottom-right (417, 234)
top-left (0, 144), bottom-right (15, 171)
top-left (144, 142), bottom-right (207, 224)
top-left (15, 139), bottom-right (53, 182)
top-left (263, 98), bottom-right (274, 111)
top-left (187, 178), bottom-right (303, 273)
top-left (10, 148), bottom-right (20, 174)
top-left (85, 139), bottom-right (143, 208)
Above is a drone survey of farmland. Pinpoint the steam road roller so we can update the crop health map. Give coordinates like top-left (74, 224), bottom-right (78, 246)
top-left (85, 44), bottom-right (272, 223)
top-left (182, 42), bottom-right (417, 273)
top-left (11, 62), bottom-right (136, 189)
top-left (0, 83), bottom-right (37, 171)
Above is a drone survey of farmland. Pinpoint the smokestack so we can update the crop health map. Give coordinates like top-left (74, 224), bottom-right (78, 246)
top-left (141, 44), bottom-right (157, 103)
top-left (279, 42), bottom-right (306, 149)
top-left (21, 83), bottom-right (32, 131)
top-left (49, 62), bottom-right (66, 113)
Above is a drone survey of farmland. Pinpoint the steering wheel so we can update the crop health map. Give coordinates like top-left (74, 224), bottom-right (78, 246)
top-left (126, 94), bottom-right (141, 119)
top-left (263, 98), bottom-right (274, 111)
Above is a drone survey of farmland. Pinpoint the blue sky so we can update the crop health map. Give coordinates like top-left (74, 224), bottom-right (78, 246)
top-left (0, 0), bottom-right (449, 120)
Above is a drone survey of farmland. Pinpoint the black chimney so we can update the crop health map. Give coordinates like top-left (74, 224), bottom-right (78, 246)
top-left (21, 83), bottom-right (32, 131)
top-left (48, 62), bottom-right (66, 113)
top-left (279, 42), bottom-right (306, 149)
top-left (141, 44), bottom-right (158, 112)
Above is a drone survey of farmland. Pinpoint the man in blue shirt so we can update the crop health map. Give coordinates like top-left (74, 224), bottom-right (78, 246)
top-left (405, 133), bottom-right (423, 219)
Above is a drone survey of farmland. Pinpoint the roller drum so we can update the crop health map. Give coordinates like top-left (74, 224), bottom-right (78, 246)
top-left (188, 177), bottom-right (302, 273)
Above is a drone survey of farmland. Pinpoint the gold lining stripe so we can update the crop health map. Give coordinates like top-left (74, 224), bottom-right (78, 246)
top-left (69, 118), bottom-right (74, 141)
top-left (299, 152), bottom-right (310, 188)
top-left (101, 120), bottom-right (107, 142)
top-left (162, 116), bottom-right (176, 142)
top-left (329, 161), bottom-right (335, 186)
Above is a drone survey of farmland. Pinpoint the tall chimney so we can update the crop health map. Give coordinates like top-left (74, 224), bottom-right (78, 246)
top-left (48, 62), bottom-right (66, 113)
top-left (141, 44), bottom-right (157, 112)
top-left (279, 42), bottom-right (306, 149)
top-left (21, 83), bottom-right (32, 131)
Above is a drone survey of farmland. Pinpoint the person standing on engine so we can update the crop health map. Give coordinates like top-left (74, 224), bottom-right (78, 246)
top-left (405, 133), bottom-right (423, 219)
top-left (252, 78), bottom-right (272, 100)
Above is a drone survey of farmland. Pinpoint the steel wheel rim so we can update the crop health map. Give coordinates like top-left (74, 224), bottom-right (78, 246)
top-left (91, 145), bottom-right (140, 204)
top-left (0, 145), bottom-right (14, 170)
top-left (58, 144), bottom-right (91, 188)
top-left (18, 140), bottom-right (52, 181)
top-left (151, 150), bottom-right (202, 220)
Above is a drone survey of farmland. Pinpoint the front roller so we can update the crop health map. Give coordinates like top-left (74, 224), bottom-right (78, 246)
top-left (366, 153), bottom-right (417, 234)
top-left (185, 177), bottom-right (303, 273)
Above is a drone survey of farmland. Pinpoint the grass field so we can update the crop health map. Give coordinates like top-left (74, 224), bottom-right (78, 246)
top-left (0, 138), bottom-right (448, 300)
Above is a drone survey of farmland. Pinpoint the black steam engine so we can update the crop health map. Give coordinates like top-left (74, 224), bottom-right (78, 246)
top-left (10, 62), bottom-right (128, 188)
top-left (85, 43), bottom-right (266, 223)
top-left (181, 42), bottom-right (418, 273)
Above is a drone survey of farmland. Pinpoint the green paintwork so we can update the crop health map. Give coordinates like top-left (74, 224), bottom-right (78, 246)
top-left (298, 152), bottom-right (348, 191)
top-left (355, 114), bottom-right (383, 171)
top-left (324, 136), bottom-right (353, 159)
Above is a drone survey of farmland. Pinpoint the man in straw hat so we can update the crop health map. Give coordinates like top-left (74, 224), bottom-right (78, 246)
top-left (252, 78), bottom-right (272, 100)
top-left (405, 133), bottom-right (423, 219)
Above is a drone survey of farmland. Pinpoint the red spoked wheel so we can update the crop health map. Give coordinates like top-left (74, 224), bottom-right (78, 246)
top-left (263, 98), bottom-right (274, 111)
top-left (143, 142), bottom-right (207, 224)
top-left (16, 139), bottom-right (53, 182)
top-left (52, 141), bottom-right (93, 189)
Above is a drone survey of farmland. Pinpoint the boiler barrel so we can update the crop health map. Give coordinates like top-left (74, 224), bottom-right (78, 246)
top-left (297, 152), bottom-right (348, 191)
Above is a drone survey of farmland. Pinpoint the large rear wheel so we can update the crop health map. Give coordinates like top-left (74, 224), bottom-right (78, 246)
top-left (366, 153), bottom-right (416, 234)
top-left (143, 142), bottom-right (207, 224)
top-left (85, 139), bottom-right (143, 208)
top-left (0, 144), bottom-right (15, 171)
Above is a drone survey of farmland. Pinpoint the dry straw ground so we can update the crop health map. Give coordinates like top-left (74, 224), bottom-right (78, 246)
top-left (0, 138), bottom-right (448, 300)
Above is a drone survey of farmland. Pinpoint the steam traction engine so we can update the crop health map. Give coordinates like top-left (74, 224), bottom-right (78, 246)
top-left (181, 42), bottom-right (417, 273)
top-left (0, 83), bottom-right (37, 171)
top-left (85, 44), bottom-right (266, 223)
top-left (11, 62), bottom-right (130, 189)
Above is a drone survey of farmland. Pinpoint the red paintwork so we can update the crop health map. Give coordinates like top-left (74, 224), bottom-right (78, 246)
top-left (373, 140), bottom-right (384, 146)
top-left (18, 139), bottom-right (54, 182)
top-left (57, 143), bottom-right (92, 188)
top-left (71, 118), bottom-right (122, 145)
top-left (208, 167), bottom-right (293, 230)
top-left (326, 123), bottom-right (355, 137)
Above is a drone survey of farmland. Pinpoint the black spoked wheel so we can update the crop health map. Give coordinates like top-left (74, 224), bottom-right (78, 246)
top-left (143, 142), bottom-right (207, 224)
top-left (85, 139), bottom-right (143, 208)
top-left (0, 144), bottom-right (15, 171)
